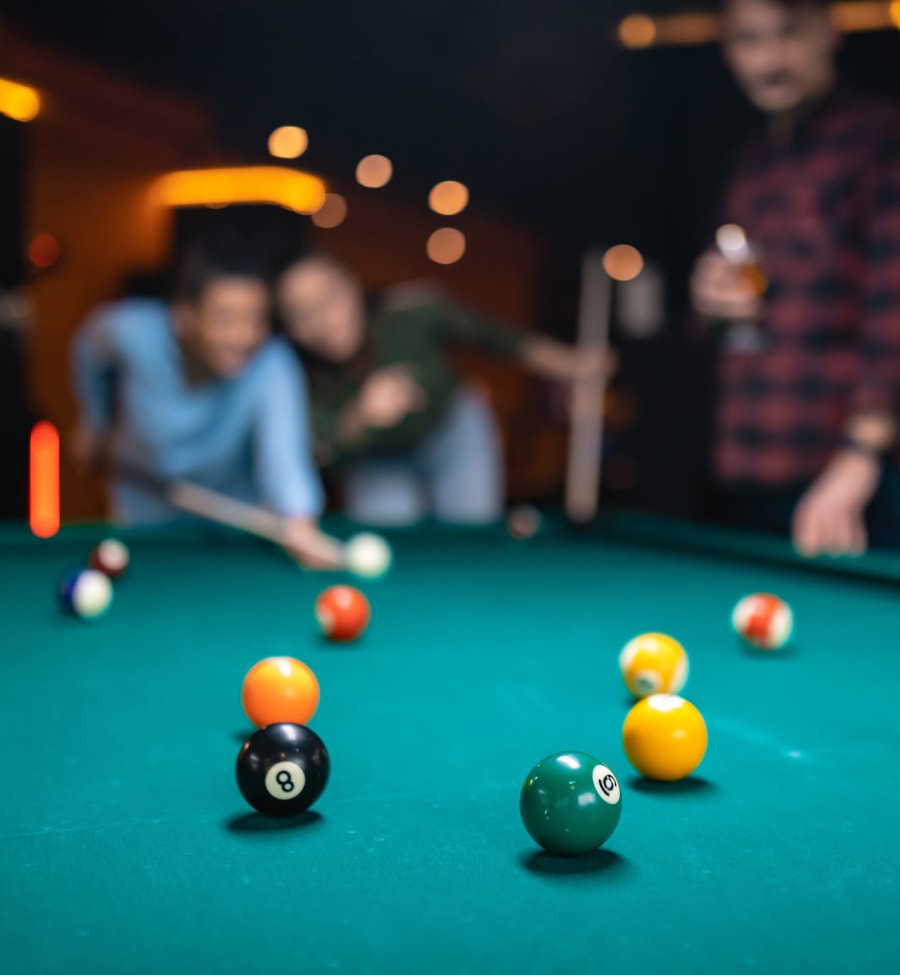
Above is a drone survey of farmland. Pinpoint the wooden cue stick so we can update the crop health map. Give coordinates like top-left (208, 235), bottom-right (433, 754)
top-left (565, 248), bottom-right (613, 523)
top-left (167, 481), bottom-right (288, 543)
top-left (167, 480), bottom-right (344, 563)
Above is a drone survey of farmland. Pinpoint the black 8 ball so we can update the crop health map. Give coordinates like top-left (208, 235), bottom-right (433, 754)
top-left (236, 722), bottom-right (330, 817)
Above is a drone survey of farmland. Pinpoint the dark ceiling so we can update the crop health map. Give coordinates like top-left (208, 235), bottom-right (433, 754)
top-left (4, 1), bottom-right (900, 258)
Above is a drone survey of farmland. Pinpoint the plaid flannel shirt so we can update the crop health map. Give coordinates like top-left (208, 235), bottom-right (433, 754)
top-left (714, 87), bottom-right (900, 486)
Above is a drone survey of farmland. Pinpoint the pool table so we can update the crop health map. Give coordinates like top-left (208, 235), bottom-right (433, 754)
top-left (2, 514), bottom-right (899, 974)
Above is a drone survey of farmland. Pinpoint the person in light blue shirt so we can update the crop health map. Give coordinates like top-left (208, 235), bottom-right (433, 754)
top-left (71, 239), bottom-right (333, 565)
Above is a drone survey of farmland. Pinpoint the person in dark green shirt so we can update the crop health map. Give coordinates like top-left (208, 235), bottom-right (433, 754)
top-left (278, 255), bottom-right (604, 525)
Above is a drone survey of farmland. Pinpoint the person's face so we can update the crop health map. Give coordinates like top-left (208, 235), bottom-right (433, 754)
top-left (278, 261), bottom-right (366, 363)
top-left (177, 277), bottom-right (270, 379)
top-left (723, 0), bottom-right (838, 114)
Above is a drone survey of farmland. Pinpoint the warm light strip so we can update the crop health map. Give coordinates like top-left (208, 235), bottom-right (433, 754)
top-left (654, 13), bottom-right (722, 46)
top-left (30, 421), bottom-right (60, 538)
top-left (832, 0), bottom-right (897, 32)
top-left (620, 2), bottom-right (899, 48)
top-left (0, 77), bottom-right (41, 122)
top-left (154, 167), bottom-right (327, 215)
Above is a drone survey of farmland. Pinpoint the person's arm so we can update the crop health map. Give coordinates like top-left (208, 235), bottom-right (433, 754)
top-left (312, 368), bottom-right (429, 466)
top-left (793, 114), bottom-right (900, 557)
top-left (436, 301), bottom-right (610, 382)
top-left (70, 304), bottom-right (122, 470)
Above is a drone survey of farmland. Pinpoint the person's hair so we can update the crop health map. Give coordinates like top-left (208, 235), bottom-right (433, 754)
top-left (277, 251), bottom-right (354, 282)
top-left (173, 236), bottom-right (269, 304)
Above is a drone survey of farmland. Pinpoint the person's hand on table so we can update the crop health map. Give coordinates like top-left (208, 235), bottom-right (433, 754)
top-left (792, 451), bottom-right (882, 558)
top-left (690, 251), bottom-right (762, 323)
top-left (281, 518), bottom-right (344, 570)
top-left (355, 365), bottom-right (426, 429)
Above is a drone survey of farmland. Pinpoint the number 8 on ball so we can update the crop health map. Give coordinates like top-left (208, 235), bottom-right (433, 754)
top-left (236, 723), bottom-right (330, 818)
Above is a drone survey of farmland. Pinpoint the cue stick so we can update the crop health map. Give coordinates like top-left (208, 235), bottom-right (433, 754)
top-left (565, 248), bottom-right (613, 523)
top-left (167, 480), bottom-right (288, 544)
top-left (166, 480), bottom-right (344, 565)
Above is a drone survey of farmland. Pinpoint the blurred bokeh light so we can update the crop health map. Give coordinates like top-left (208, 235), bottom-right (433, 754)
top-left (27, 233), bottom-right (61, 270)
top-left (155, 167), bottom-right (326, 214)
top-left (311, 193), bottom-right (348, 229)
top-left (428, 181), bottom-right (469, 216)
top-left (0, 77), bottom-right (41, 121)
top-left (618, 15), bottom-right (657, 49)
top-left (427, 228), bottom-right (466, 265)
top-left (356, 155), bottom-right (393, 188)
top-left (268, 126), bottom-right (309, 160)
top-left (603, 244), bottom-right (644, 282)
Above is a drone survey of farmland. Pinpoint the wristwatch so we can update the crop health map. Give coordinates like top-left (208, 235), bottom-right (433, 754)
top-left (839, 434), bottom-right (889, 463)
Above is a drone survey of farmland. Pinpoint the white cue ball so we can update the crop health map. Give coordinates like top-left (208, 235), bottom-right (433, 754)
top-left (345, 533), bottom-right (393, 580)
top-left (72, 569), bottom-right (114, 620)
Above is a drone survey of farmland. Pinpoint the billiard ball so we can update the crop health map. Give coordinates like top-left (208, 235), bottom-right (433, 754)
top-left (241, 657), bottom-right (320, 728)
top-left (520, 751), bottom-right (622, 856)
top-left (236, 722), bottom-right (330, 818)
top-left (59, 568), bottom-right (113, 620)
top-left (732, 593), bottom-right (793, 650)
top-left (88, 538), bottom-right (130, 579)
top-left (618, 632), bottom-right (689, 698)
top-left (344, 532), bottom-right (392, 580)
top-left (622, 694), bottom-right (707, 781)
top-left (507, 505), bottom-right (542, 541)
top-left (315, 585), bottom-right (370, 642)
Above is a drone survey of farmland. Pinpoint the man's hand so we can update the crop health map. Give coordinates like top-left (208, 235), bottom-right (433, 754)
top-left (281, 518), bottom-right (344, 570)
top-left (792, 451), bottom-right (882, 557)
top-left (690, 251), bottom-right (762, 322)
top-left (355, 366), bottom-right (426, 429)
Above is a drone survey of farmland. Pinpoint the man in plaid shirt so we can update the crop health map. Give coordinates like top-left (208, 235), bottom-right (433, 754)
top-left (691, 0), bottom-right (900, 554)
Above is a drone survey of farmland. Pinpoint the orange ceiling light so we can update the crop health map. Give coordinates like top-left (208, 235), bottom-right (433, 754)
top-left (311, 193), bottom-right (348, 229)
top-left (154, 167), bottom-right (326, 214)
top-left (621, 4), bottom-right (898, 48)
top-left (0, 77), bottom-right (40, 122)
top-left (428, 181), bottom-right (470, 216)
top-left (603, 245), bottom-right (644, 282)
top-left (618, 14), bottom-right (657, 49)
top-left (268, 126), bottom-right (309, 159)
top-left (356, 155), bottom-right (393, 188)
top-left (427, 228), bottom-right (466, 265)
top-left (832, 1), bottom-right (896, 32)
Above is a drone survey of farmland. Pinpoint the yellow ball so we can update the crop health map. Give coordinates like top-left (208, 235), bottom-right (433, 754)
top-left (622, 694), bottom-right (708, 781)
top-left (618, 632), bottom-right (689, 698)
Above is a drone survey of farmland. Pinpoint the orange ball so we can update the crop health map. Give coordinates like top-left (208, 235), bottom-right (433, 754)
top-left (315, 585), bottom-right (370, 642)
top-left (622, 694), bottom-right (708, 781)
top-left (241, 657), bottom-right (320, 728)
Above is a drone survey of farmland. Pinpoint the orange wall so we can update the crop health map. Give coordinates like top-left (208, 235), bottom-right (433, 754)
top-left (3, 31), bottom-right (558, 520)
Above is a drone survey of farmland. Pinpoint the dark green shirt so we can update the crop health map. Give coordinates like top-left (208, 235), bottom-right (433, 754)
top-left (303, 297), bottom-right (525, 465)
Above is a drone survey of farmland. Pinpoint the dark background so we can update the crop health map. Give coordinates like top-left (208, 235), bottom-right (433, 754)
top-left (2, 1), bottom-right (899, 519)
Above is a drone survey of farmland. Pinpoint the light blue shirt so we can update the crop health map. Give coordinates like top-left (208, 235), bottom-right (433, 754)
top-left (72, 299), bottom-right (324, 525)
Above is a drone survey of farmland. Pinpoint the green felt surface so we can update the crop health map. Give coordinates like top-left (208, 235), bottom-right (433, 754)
top-left (2, 522), bottom-right (900, 974)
